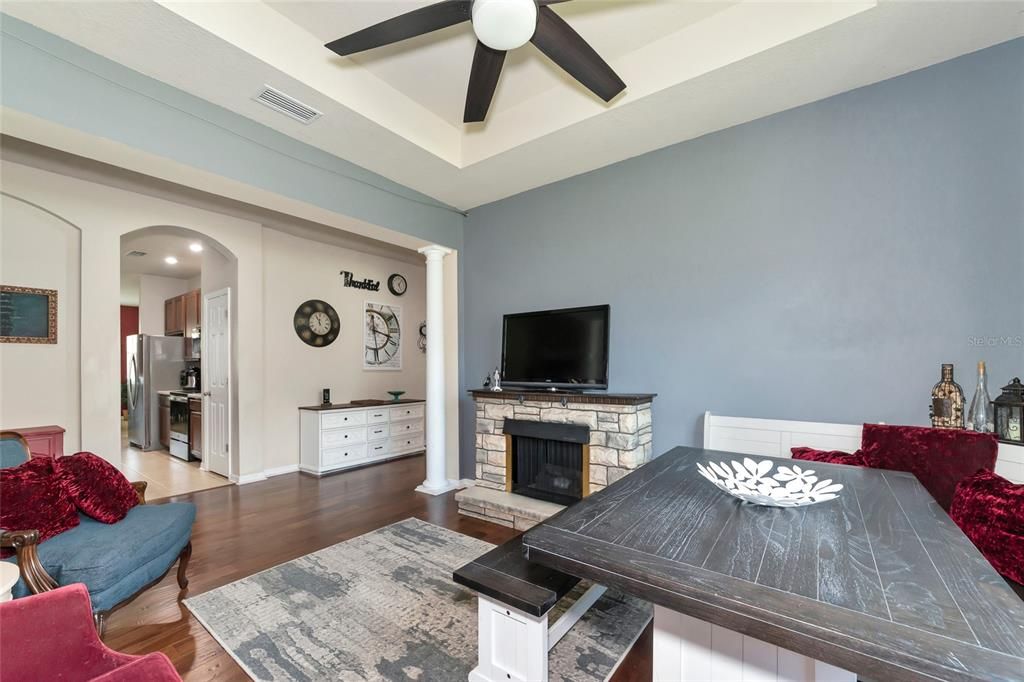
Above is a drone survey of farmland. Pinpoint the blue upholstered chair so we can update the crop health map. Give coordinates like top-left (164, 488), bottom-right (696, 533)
top-left (0, 430), bottom-right (196, 634)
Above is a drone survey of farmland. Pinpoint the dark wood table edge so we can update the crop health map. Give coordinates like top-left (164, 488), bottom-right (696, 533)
top-left (523, 524), bottom-right (1024, 682)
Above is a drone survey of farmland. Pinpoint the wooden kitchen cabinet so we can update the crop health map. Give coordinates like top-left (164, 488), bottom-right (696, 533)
top-left (184, 289), bottom-right (200, 336)
top-left (189, 397), bottom-right (202, 458)
top-left (158, 394), bottom-right (171, 449)
top-left (164, 289), bottom-right (200, 336)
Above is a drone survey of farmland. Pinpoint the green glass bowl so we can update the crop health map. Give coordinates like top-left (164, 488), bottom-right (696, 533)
top-left (388, 390), bottom-right (406, 402)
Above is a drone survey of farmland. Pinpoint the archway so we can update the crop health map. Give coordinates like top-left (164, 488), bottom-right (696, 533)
top-left (119, 225), bottom-right (238, 495)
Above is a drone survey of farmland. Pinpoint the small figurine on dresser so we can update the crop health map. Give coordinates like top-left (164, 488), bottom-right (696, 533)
top-left (929, 363), bottom-right (965, 429)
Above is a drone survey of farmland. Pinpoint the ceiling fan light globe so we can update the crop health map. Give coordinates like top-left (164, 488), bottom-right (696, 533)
top-left (472, 0), bottom-right (537, 51)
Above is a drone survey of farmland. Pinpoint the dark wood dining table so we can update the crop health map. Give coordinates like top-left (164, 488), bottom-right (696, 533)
top-left (522, 446), bottom-right (1024, 681)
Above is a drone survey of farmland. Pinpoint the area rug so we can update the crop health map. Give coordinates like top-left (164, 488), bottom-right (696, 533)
top-left (185, 518), bottom-right (651, 681)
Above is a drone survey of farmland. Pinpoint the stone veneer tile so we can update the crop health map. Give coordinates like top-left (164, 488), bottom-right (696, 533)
top-left (619, 412), bottom-right (638, 433)
top-left (590, 446), bottom-right (618, 466)
top-left (607, 432), bottom-right (639, 450)
top-left (484, 404), bottom-right (516, 419)
top-left (477, 418), bottom-right (495, 434)
top-left (539, 408), bottom-right (598, 430)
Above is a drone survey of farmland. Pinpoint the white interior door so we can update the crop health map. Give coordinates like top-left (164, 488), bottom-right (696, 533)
top-left (203, 288), bottom-right (231, 478)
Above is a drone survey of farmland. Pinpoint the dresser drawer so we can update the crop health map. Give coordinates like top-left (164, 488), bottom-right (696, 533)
top-left (366, 441), bottom-right (390, 459)
top-left (323, 444), bottom-right (367, 468)
top-left (321, 410), bottom-right (367, 429)
top-left (322, 426), bottom-right (367, 448)
top-left (366, 408), bottom-right (390, 424)
top-left (391, 418), bottom-right (424, 436)
top-left (366, 423), bottom-right (391, 441)
top-left (390, 404), bottom-right (424, 421)
top-left (391, 434), bottom-right (424, 452)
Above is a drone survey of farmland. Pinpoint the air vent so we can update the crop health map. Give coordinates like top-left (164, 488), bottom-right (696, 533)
top-left (253, 85), bottom-right (322, 124)
top-left (125, 250), bottom-right (147, 257)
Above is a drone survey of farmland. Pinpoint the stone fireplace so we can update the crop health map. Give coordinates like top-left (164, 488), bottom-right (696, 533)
top-left (457, 390), bottom-right (655, 529)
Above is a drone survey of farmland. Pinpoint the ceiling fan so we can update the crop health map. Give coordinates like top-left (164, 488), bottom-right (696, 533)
top-left (324, 0), bottom-right (626, 123)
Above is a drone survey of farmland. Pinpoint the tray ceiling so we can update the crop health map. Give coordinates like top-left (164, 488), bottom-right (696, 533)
top-left (3, 1), bottom-right (1021, 210)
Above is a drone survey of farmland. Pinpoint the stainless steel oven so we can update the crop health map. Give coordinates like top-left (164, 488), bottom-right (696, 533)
top-left (169, 394), bottom-right (190, 460)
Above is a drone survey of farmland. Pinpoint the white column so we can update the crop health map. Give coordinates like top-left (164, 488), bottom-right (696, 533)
top-left (416, 245), bottom-right (458, 495)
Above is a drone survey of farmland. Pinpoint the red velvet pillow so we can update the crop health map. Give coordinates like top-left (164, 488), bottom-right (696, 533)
top-left (860, 424), bottom-right (998, 510)
top-left (791, 447), bottom-right (867, 467)
top-left (950, 470), bottom-right (1024, 584)
top-left (53, 452), bottom-right (139, 524)
top-left (0, 457), bottom-right (80, 557)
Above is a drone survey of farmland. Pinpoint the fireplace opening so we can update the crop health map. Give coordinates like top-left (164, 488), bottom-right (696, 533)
top-left (504, 420), bottom-right (589, 506)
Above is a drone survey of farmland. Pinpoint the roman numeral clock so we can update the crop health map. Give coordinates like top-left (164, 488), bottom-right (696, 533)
top-left (364, 302), bottom-right (402, 370)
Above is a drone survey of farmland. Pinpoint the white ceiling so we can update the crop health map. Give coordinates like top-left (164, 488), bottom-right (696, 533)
top-left (120, 231), bottom-right (204, 279)
top-left (4, 1), bottom-right (1022, 210)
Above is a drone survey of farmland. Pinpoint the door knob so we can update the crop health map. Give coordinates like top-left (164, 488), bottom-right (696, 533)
top-left (202, 391), bottom-right (212, 397)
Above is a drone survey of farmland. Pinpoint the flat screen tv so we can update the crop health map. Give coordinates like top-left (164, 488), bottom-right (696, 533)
top-left (501, 305), bottom-right (610, 390)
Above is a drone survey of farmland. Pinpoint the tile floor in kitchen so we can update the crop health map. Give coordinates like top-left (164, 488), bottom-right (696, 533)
top-left (120, 420), bottom-right (231, 499)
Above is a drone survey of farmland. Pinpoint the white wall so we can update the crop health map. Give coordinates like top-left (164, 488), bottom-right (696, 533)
top-left (0, 193), bottom-right (82, 450)
top-left (1, 161), bottom-right (265, 475)
top-left (1, 159), bottom-right (462, 484)
top-left (261, 228), bottom-right (426, 472)
top-left (137, 274), bottom-right (189, 335)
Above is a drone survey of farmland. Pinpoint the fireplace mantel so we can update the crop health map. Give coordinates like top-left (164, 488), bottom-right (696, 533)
top-left (467, 389), bottom-right (656, 406)
top-left (459, 390), bottom-right (655, 529)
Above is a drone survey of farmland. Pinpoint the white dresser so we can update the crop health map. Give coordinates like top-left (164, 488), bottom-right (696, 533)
top-left (299, 400), bottom-right (425, 475)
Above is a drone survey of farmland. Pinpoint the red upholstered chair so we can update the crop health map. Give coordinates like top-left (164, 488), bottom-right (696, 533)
top-left (0, 583), bottom-right (181, 681)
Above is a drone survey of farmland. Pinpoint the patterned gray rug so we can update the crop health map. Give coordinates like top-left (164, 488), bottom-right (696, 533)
top-left (185, 518), bottom-right (651, 681)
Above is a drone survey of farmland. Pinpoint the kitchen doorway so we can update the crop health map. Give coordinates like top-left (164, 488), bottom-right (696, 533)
top-left (119, 225), bottom-right (236, 498)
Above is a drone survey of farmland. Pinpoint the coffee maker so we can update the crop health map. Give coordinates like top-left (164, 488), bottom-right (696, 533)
top-left (180, 366), bottom-right (200, 390)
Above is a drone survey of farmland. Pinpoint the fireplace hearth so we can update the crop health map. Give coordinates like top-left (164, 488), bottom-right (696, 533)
top-left (505, 419), bottom-right (589, 505)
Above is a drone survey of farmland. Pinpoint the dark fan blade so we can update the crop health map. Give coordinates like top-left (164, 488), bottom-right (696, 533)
top-left (530, 6), bottom-right (625, 102)
top-left (325, 0), bottom-right (471, 56)
top-left (538, 0), bottom-right (573, 4)
top-left (464, 42), bottom-right (506, 123)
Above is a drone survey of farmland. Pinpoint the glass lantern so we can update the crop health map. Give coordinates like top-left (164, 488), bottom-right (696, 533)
top-left (993, 377), bottom-right (1023, 445)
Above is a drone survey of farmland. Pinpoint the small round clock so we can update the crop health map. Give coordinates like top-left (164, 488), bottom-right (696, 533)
top-left (387, 273), bottom-right (408, 297)
top-left (294, 299), bottom-right (340, 347)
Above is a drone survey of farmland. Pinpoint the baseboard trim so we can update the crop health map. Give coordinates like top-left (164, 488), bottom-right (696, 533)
top-left (264, 464), bottom-right (299, 478)
top-left (231, 472), bottom-right (267, 485)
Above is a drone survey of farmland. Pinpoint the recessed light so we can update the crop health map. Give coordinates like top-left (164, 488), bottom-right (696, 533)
top-left (164, 256), bottom-right (178, 265)
top-left (189, 242), bottom-right (203, 253)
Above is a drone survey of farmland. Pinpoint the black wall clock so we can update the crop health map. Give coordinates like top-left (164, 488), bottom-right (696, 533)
top-left (387, 273), bottom-right (407, 296)
top-left (294, 299), bottom-right (340, 347)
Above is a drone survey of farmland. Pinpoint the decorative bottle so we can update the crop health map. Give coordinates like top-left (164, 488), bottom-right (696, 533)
top-left (929, 364), bottom-right (964, 429)
top-left (966, 361), bottom-right (994, 433)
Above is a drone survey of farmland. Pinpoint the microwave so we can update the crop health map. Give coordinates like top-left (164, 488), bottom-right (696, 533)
top-left (185, 334), bottom-right (201, 361)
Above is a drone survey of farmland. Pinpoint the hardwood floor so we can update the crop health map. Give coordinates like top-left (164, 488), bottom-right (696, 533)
top-left (103, 454), bottom-right (652, 681)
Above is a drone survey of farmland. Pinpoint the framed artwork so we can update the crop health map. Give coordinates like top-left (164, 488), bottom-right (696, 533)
top-left (364, 301), bottom-right (401, 370)
top-left (0, 285), bottom-right (57, 344)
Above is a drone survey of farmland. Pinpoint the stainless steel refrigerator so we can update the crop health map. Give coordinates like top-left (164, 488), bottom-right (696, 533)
top-left (127, 334), bottom-right (185, 450)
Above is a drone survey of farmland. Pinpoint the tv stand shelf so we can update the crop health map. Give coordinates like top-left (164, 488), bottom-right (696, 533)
top-left (467, 389), bottom-right (655, 406)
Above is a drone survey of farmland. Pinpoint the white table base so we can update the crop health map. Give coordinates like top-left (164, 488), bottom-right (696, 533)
top-left (469, 585), bottom-right (606, 682)
top-left (653, 605), bottom-right (855, 682)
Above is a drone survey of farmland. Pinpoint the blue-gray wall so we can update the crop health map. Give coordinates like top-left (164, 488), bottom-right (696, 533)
top-left (0, 13), bottom-right (464, 249)
top-left (461, 38), bottom-right (1024, 475)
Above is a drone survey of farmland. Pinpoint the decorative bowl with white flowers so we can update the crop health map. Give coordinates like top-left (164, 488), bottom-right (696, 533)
top-left (695, 458), bottom-right (843, 507)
